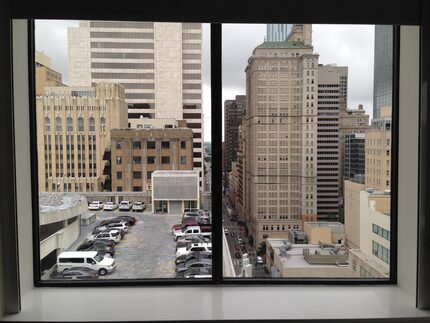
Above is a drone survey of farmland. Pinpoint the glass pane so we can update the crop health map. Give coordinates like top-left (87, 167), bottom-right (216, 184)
top-left (222, 23), bottom-right (392, 279)
top-left (35, 20), bottom-right (211, 281)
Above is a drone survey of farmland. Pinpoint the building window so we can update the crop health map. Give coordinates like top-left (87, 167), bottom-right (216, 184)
top-left (89, 117), bottom-right (95, 132)
top-left (147, 141), bottom-right (156, 149)
top-left (372, 240), bottom-right (390, 264)
top-left (147, 156), bottom-right (156, 164)
top-left (116, 156), bottom-right (122, 165)
top-left (133, 140), bottom-right (142, 149)
top-left (44, 117), bottom-right (50, 131)
top-left (133, 186), bottom-right (142, 192)
top-left (161, 156), bottom-right (170, 164)
top-left (181, 156), bottom-right (186, 165)
top-left (147, 171), bottom-right (153, 179)
top-left (133, 156), bottom-right (142, 164)
top-left (55, 116), bottom-right (62, 131)
top-left (67, 117), bottom-right (73, 131)
top-left (116, 142), bottom-right (122, 150)
top-left (161, 141), bottom-right (170, 149)
top-left (116, 186), bottom-right (122, 192)
top-left (117, 172), bottom-right (122, 180)
top-left (78, 117), bottom-right (84, 131)
top-left (100, 117), bottom-right (106, 132)
top-left (181, 141), bottom-right (186, 149)
top-left (133, 171), bottom-right (142, 179)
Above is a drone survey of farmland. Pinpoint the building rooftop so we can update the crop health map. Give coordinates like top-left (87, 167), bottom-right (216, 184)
top-left (256, 41), bottom-right (312, 49)
top-left (305, 222), bottom-right (345, 234)
top-left (39, 192), bottom-right (87, 214)
top-left (267, 239), bottom-right (348, 268)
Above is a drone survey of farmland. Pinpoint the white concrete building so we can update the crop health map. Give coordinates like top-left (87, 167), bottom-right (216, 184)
top-left (151, 170), bottom-right (199, 214)
top-left (39, 192), bottom-right (88, 277)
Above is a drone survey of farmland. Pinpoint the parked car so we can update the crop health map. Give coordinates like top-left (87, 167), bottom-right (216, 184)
top-left (99, 222), bottom-right (129, 234)
top-left (88, 201), bottom-right (104, 210)
top-left (87, 229), bottom-right (121, 244)
top-left (77, 241), bottom-right (115, 257)
top-left (119, 200), bottom-right (133, 211)
top-left (57, 251), bottom-right (115, 276)
top-left (132, 201), bottom-right (146, 212)
top-left (235, 252), bottom-right (241, 259)
top-left (176, 259), bottom-right (212, 273)
top-left (182, 211), bottom-right (200, 220)
top-left (224, 228), bottom-right (229, 234)
top-left (116, 215), bottom-right (137, 225)
top-left (94, 218), bottom-right (128, 230)
top-left (176, 236), bottom-right (211, 249)
top-left (176, 242), bottom-right (212, 257)
top-left (103, 202), bottom-right (118, 211)
top-left (175, 251), bottom-right (212, 265)
top-left (176, 267), bottom-right (212, 279)
top-left (257, 256), bottom-right (263, 265)
top-left (52, 267), bottom-right (99, 280)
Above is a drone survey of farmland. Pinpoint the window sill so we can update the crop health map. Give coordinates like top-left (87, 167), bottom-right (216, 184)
top-left (2, 285), bottom-right (430, 321)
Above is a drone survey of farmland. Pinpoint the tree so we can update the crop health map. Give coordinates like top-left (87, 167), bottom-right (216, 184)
top-left (257, 241), bottom-right (266, 256)
top-left (248, 234), bottom-right (254, 247)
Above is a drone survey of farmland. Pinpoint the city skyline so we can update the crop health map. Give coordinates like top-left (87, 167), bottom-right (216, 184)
top-left (36, 21), bottom-right (377, 141)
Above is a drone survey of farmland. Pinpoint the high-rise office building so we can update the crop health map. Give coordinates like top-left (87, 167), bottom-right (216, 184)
top-left (68, 21), bottom-right (204, 187)
top-left (243, 24), bottom-right (318, 245)
top-left (365, 106), bottom-right (392, 191)
top-left (266, 24), bottom-right (293, 42)
top-left (373, 25), bottom-right (393, 119)
top-left (344, 133), bottom-right (365, 181)
top-left (36, 83), bottom-right (128, 192)
top-left (35, 51), bottom-right (65, 96)
top-left (339, 104), bottom-right (369, 193)
top-left (316, 65), bottom-right (347, 219)
top-left (224, 95), bottom-right (245, 173)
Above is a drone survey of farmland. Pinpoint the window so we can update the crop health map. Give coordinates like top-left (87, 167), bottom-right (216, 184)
top-left (147, 156), bottom-right (156, 164)
top-left (67, 117), bottom-right (73, 131)
top-left (133, 171), bottom-right (142, 179)
top-left (161, 141), bottom-right (170, 149)
top-left (161, 156), bottom-right (170, 164)
top-left (133, 156), bottom-right (142, 164)
top-left (89, 117), bottom-right (95, 132)
top-left (116, 142), bottom-right (122, 149)
top-left (117, 172), bottom-right (122, 180)
top-left (44, 117), bottom-right (50, 131)
top-left (100, 117), bottom-right (106, 131)
top-left (132, 140), bottom-right (141, 149)
top-left (78, 117), bottom-right (84, 131)
top-left (116, 156), bottom-right (122, 165)
top-left (181, 156), bottom-right (187, 164)
top-left (147, 171), bottom-right (153, 179)
top-left (181, 141), bottom-right (186, 149)
top-left (147, 141), bottom-right (156, 149)
top-left (55, 116), bottom-right (62, 131)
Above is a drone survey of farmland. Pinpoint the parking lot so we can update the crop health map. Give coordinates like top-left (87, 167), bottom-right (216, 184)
top-left (67, 209), bottom-right (182, 279)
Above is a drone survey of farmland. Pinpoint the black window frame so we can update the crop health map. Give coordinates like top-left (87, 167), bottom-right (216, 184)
top-left (3, 1), bottom-right (429, 307)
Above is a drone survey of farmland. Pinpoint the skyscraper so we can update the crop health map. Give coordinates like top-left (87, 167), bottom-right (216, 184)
top-left (316, 65), bottom-right (347, 219)
top-left (344, 133), bottom-right (365, 181)
top-left (224, 95), bottom-right (245, 173)
top-left (243, 24), bottom-right (318, 245)
top-left (373, 25), bottom-right (393, 119)
top-left (68, 21), bottom-right (204, 187)
top-left (266, 24), bottom-right (293, 42)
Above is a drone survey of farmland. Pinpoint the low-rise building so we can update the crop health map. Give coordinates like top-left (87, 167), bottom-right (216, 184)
top-left (151, 170), bottom-right (199, 214)
top-left (39, 192), bottom-right (88, 278)
top-left (111, 127), bottom-right (194, 193)
top-left (265, 239), bottom-right (350, 278)
top-left (303, 222), bottom-right (345, 245)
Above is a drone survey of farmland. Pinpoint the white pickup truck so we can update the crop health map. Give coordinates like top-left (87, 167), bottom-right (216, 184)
top-left (173, 225), bottom-right (212, 241)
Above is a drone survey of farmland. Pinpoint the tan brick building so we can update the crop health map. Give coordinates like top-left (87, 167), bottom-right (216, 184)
top-left (365, 106), bottom-right (392, 191)
top-left (111, 128), bottom-right (193, 192)
top-left (36, 83), bottom-right (128, 192)
top-left (243, 24), bottom-right (318, 246)
top-left (35, 51), bottom-right (65, 96)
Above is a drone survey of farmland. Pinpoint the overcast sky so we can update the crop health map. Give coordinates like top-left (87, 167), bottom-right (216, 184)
top-left (36, 21), bottom-right (375, 142)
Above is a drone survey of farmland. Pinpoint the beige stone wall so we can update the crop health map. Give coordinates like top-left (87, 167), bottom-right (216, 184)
top-left (36, 83), bottom-right (128, 192)
top-left (36, 65), bottom-right (64, 96)
top-left (344, 180), bottom-right (365, 248)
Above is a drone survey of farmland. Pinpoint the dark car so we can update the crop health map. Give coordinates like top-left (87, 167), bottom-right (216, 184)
top-left (176, 259), bottom-right (212, 273)
top-left (176, 236), bottom-right (211, 249)
top-left (116, 215), bottom-right (136, 225)
top-left (176, 267), bottom-right (212, 278)
top-left (79, 242), bottom-right (115, 257)
top-left (235, 252), bottom-right (241, 259)
top-left (175, 251), bottom-right (212, 265)
top-left (52, 267), bottom-right (99, 280)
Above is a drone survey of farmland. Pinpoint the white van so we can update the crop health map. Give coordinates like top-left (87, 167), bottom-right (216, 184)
top-left (57, 251), bottom-right (116, 276)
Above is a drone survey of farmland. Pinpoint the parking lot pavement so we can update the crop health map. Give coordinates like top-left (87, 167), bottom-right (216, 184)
top-left (100, 211), bottom-right (181, 279)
